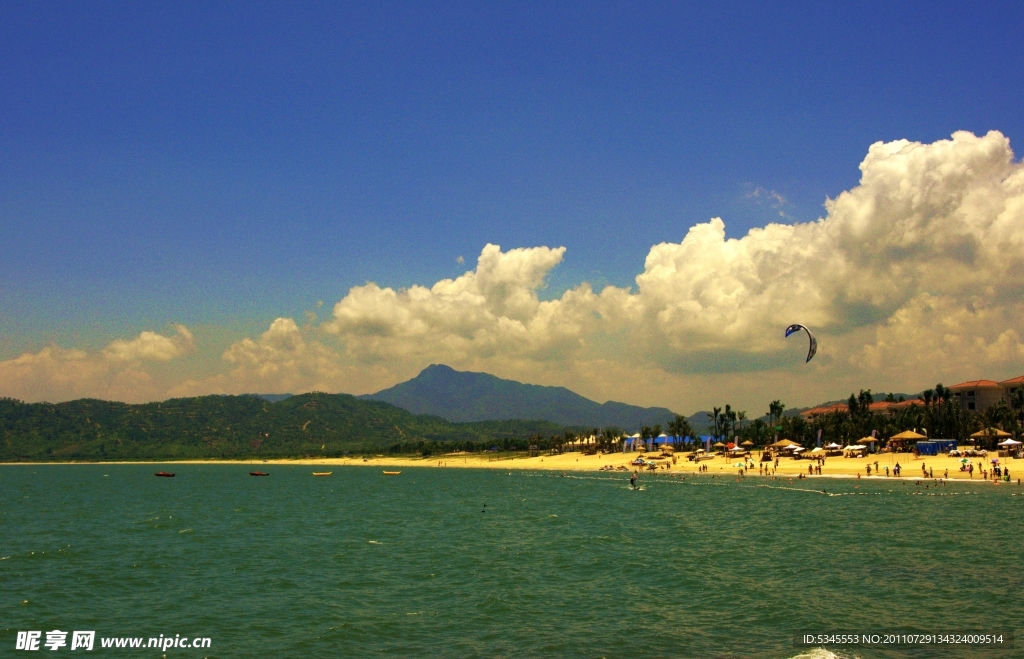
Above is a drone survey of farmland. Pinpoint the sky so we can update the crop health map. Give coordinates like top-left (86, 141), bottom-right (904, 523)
top-left (2, 1), bottom-right (1024, 415)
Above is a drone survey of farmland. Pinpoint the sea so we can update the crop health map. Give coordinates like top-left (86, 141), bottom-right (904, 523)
top-left (1, 464), bottom-right (1022, 658)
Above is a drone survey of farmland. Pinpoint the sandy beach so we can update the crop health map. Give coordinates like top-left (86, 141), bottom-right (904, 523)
top-left (12, 449), bottom-right (1019, 483)
top-left (285, 450), bottom-right (1022, 482)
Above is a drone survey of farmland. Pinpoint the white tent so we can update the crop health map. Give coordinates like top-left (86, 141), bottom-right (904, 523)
top-left (824, 442), bottom-right (842, 449)
top-left (998, 438), bottom-right (1022, 446)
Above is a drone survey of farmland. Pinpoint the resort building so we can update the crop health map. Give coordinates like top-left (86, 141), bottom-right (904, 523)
top-left (1000, 375), bottom-right (1024, 401)
top-left (800, 398), bottom-right (925, 420)
top-left (799, 375), bottom-right (1024, 419)
top-left (949, 380), bottom-right (1003, 412)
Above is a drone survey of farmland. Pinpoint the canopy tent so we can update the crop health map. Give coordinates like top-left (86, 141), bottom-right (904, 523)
top-left (998, 438), bottom-right (1022, 446)
top-left (971, 428), bottom-right (1012, 439)
top-left (890, 430), bottom-right (926, 440)
top-left (845, 444), bottom-right (867, 450)
top-left (809, 447), bottom-right (825, 454)
top-left (824, 442), bottom-right (842, 449)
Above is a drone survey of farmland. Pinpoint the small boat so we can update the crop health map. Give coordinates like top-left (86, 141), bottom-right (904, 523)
top-left (383, 471), bottom-right (401, 476)
top-left (312, 472), bottom-right (333, 477)
top-left (154, 472), bottom-right (175, 477)
top-left (249, 471), bottom-right (269, 476)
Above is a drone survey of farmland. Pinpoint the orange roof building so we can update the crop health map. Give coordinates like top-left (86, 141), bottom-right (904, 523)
top-left (949, 380), bottom-right (1002, 413)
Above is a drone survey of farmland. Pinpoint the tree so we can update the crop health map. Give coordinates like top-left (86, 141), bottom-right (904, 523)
top-left (712, 407), bottom-right (722, 442)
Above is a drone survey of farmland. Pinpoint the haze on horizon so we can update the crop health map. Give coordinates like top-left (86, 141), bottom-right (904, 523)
top-left (2, 3), bottom-right (1023, 415)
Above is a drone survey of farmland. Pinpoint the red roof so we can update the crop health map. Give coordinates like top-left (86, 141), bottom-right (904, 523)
top-left (999, 375), bottom-right (1024, 386)
top-left (950, 380), bottom-right (1001, 389)
top-left (801, 403), bottom-right (848, 417)
top-left (889, 399), bottom-right (925, 410)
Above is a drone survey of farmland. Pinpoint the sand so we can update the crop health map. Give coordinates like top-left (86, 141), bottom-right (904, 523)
top-left (298, 450), bottom-right (1019, 482)
top-left (5, 449), bottom-right (1019, 483)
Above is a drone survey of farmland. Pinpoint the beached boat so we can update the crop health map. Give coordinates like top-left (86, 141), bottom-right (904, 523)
top-left (383, 471), bottom-right (401, 475)
top-left (154, 472), bottom-right (175, 477)
top-left (249, 471), bottom-right (269, 476)
top-left (312, 472), bottom-right (332, 477)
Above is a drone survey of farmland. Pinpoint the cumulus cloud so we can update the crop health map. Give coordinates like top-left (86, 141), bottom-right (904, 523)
top-left (0, 326), bottom-right (194, 403)
top-left (301, 129), bottom-right (1024, 406)
top-left (102, 325), bottom-right (194, 362)
top-left (5, 130), bottom-right (1024, 410)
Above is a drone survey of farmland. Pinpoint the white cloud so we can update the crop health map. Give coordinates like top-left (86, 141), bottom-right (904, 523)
top-left (0, 326), bottom-right (194, 403)
top-left (5, 130), bottom-right (1024, 411)
top-left (102, 324), bottom-right (194, 362)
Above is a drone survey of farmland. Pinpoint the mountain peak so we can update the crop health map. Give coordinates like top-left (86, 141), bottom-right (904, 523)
top-left (361, 365), bottom-right (678, 431)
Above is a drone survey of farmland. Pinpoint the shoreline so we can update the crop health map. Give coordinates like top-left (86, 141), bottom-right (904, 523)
top-left (3, 450), bottom-right (1019, 484)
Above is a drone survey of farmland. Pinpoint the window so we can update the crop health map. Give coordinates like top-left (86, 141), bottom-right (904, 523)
top-left (968, 402), bottom-right (976, 410)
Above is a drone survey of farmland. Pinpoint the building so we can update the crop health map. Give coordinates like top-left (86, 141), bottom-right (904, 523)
top-left (999, 375), bottom-right (1024, 402)
top-left (800, 399), bottom-right (925, 420)
top-left (949, 380), bottom-right (1003, 412)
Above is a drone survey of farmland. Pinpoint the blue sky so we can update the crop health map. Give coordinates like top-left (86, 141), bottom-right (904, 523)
top-left (3, 2), bottom-right (1024, 409)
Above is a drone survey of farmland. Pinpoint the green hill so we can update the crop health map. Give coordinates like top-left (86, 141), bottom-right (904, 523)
top-left (0, 394), bottom-right (566, 462)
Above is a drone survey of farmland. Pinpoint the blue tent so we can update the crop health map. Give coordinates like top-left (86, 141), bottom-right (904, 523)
top-left (916, 439), bottom-right (956, 456)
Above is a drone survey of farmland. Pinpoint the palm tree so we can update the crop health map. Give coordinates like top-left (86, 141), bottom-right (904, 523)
top-left (712, 407), bottom-right (722, 443)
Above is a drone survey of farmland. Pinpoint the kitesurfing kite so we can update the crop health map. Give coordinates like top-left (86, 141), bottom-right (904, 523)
top-left (785, 324), bottom-right (817, 363)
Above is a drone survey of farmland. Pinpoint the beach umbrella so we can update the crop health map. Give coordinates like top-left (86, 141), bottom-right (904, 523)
top-left (741, 440), bottom-right (755, 447)
top-left (970, 428), bottom-right (1011, 439)
top-left (713, 441), bottom-right (726, 448)
top-left (733, 462), bottom-right (745, 467)
top-left (890, 430), bottom-right (926, 440)
top-left (960, 458), bottom-right (970, 464)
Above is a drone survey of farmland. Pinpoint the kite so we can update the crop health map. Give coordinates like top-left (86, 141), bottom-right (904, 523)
top-left (785, 324), bottom-right (817, 363)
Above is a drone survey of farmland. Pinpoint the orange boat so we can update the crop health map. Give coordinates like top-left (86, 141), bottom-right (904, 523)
top-left (383, 471), bottom-right (401, 476)
top-left (155, 472), bottom-right (175, 477)
top-left (249, 471), bottom-right (269, 476)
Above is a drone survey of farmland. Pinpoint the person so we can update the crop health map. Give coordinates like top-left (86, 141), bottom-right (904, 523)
top-left (874, 460), bottom-right (879, 472)
top-left (894, 462), bottom-right (901, 477)
top-left (885, 465), bottom-right (890, 477)
top-left (929, 467), bottom-right (933, 478)
top-left (944, 468), bottom-right (948, 479)
top-left (630, 471), bottom-right (638, 490)
top-left (867, 464), bottom-right (872, 475)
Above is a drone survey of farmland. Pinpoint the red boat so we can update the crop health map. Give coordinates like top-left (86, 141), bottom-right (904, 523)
top-left (155, 472), bottom-right (175, 477)
top-left (249, 471), bottom-right (269, 476)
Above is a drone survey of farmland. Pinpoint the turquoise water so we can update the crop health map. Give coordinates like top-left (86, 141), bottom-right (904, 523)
top-left (2, 465), bottom-right (1022, 658)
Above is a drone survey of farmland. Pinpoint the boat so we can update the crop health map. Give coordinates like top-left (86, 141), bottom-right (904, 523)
top-left (312, 472), bottom-right (332, 477)
top-left (249, 471), bottom-right (269, 476)
top-left (383, 471), bottom-right (401, 476)
top-left (154, 472), bottom-right (175, 477)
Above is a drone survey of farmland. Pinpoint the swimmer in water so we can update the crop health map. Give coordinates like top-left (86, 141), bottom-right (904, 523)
top-left (630, 471), bottom-right (638, 489)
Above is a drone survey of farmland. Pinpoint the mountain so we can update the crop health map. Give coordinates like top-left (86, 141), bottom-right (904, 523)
top-left (0, 393), bottom-right (565, 462)
top-left (361, 364), bottom-right (679, 431)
